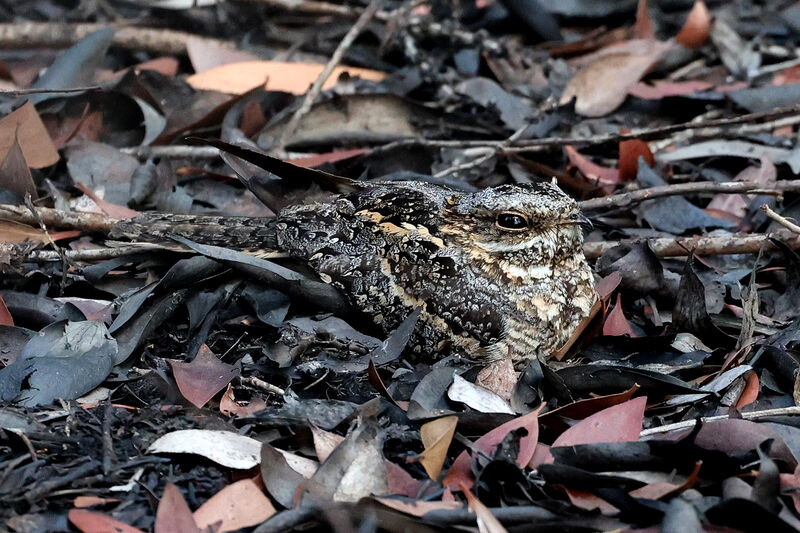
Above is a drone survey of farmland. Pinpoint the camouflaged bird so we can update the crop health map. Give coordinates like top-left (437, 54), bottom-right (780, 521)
top-left (114, 142), bottom-right (597, 363)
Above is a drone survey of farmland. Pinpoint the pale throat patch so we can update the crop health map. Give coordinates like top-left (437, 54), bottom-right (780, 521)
top-left (475, 234), bottom-right (555, 253)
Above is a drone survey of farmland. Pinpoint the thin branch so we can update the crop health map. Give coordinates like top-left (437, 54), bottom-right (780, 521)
top-left (579, 179), bottom-right (800, 211)
top-left (275, 0), bottom-right (385, 153)
top-left (583, 229), bottom-right (800, 259)
top-left (0, 22), bottom-right (236, 56)
top-left (640, 406), bottom-right (800, 437)
top-left (120, 145), bottom-right (220, 160)
top-left (0, 205), bottom-right (116, 232)
top-left (761, 204), bottom-right (800, 234)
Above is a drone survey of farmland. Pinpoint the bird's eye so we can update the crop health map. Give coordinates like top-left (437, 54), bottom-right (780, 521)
top-left (496, 212), bottom-right (529, 231)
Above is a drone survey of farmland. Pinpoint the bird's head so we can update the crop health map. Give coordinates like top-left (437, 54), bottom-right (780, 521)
top-left (442, 182), bottom-right (591, 269)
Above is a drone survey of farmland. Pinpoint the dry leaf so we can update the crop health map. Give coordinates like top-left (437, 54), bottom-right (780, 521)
top-left (68, 509), bottom-right (144, 533)
top-left (193, 479), bottom-right (275, 533)
top-left (170, 344), bottom-right (239, 408)
top-left (561, 41), bottom-right (672, 117)
top-left (155, 483), bottom-right (201, 533)
top-left (462, 485), bottom-right (508, 533)
top-left (676, 1), bottom-right (711, 48)
top-left (186, 60), bottom-right (387, 95)
top-left (0, 220), bottom-right (80, 244)
top-left (418, 415), bottom-right (458, 480)
top-left (0, 101), bottom-right (59, 168)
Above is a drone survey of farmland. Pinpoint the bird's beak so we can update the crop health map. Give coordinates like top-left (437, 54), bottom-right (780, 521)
top-left (563, 213), bottom-right (593, 232)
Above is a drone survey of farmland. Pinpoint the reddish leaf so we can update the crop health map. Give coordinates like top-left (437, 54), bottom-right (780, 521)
top-left (289, 149), bottom-right (368, 168)
top-left (618, 138), bottom-right (654, 182)
top-left (193, 479), bottom-right (275, 532)
top-left (603, 293), bottom-right (637, 337)
top-left (539, 385), bottom-right (640, 435)
top-left (68, 509), bottom-right (144, 533)
top-left (0, 101), bottom-right (59, 168)
top-left (634, 0), bottom-right (655, 40)
top-left (0, 293), bottom-right (13, 326)
top-left (136, 56), bottom-right (179, 76)
top-left (780, 464), bottom-right (800, 513)
top-left (75, 183), bottom-right (140, 220)
top-left (170, 344), bottom-right (239, 408)
top-left (735, 371), bottom-right (759, 409)
top-left (552, 397), bottom-right (646, 448)
top-left (155, 483), bottom-right (201, 533)
top-left (564, 145), bottom-right (621, 186)
top-left (565, 489), bottom-right (618, 514)
top-left (676, 1), bottom-right (711, 47)
top-left (219, 384), bottom-right (267, 418)
top-left (462, 484), bottom-right (508, 533)
top-left (686, 419), bottom-right (797, 469)
top-left (596, 271), bottom-right (623, 299)
top-left (443, 406), bottom-right (542, 492)
top-left (240, 99), bottom-right (267, 138)
top-left (72, 496), bottom-right (119, 508)
top-left (628, 80), bottom-right (713, 99)
top-left (385, 460), bottom-right (424, 498)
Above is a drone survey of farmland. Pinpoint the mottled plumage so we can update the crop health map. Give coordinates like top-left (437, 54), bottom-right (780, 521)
top-left (270, 180), bottom-right (596, 362)
top-left (114, 142), bottom-right (597, 363)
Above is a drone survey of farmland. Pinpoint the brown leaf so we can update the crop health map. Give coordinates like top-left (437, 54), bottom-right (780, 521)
top-left (538, 385), bottom-right (640, 436)
top-left (289, 149), bottom-right (368, 169)
top-left (219, 384), bottom-right (267, 418)
top-left (311, 425), bottom-right (345, 463)
top-left (0, 220), bottom-right (80, 244)
top-left (564, 145), bottom-right (620, 186)
top-left (560, 41), bottom-right (672, 117)
top-left (475, 355), bottom-right (516, 401)
top-left (0, 101), bottom-right (59, 168)
top-left (193, 479), bottom-right (275, 533)
top-left (68, 509), bottom-right (144, 533)
top-left (676, 1), bottom-right (711, 48)
top-left (155, 483), bottom-right (201, 533)
top-left (170, 344), bottom-right (239, 408)
top-left (418, 415), bottom-right (458, 480)
top-left (0, 136), bottom-right (36, 200)
top-left (628, 80), bottom-right (713, 99)
top-left (186, 60), bottom-right (387, 95)
top-left (0, 293), bottom-right (13, 327)
top-left (603, 293), bottom-right (637, 337)
top-left (634, 0), bottom-right (655, 40)
top-left (462, 485), bottom-right (509, 533)
top-left (618, 138), bottom-right (654, 182)
top-left (72, 496), bottom-right (119, 508)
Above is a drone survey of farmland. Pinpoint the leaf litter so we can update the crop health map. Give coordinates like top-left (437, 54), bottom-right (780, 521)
top-left (2, 0), bottom-right (800, 531)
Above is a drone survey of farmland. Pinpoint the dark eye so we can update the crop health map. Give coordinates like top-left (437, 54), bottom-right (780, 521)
top-left (496, 212), bottom-right (529, 230)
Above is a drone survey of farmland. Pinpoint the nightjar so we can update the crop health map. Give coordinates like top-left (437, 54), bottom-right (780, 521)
top-left (116, 141), bottom-right (597, 363)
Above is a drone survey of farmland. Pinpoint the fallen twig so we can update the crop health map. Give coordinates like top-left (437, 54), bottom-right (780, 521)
top-left (0, 22), bottom-right (236, 56)
top-left (0, 204), bottom-right (115, 232)
top-left (275, 0), bottom-right (385, 153)
top-left (761, 204), bottom-right (800, 234)
top-left (640, 406), bottom-right (800, 437)
top-left (583, 229), bottom-right (800, 259)
top-left (579, 179), bottom-right (800, 211)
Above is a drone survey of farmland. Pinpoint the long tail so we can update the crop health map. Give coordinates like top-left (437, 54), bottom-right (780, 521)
top-left (110, 213), bottom-right (278, 252)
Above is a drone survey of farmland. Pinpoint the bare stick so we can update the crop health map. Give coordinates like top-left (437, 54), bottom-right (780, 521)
top-left (583, 229), bottom-right (800, 259)
top-left (579, 179), bottom-right (800, 211)
top-left (0, 22), bottom-right (236, 56)
top-left (121, 145), bottom-right (220, 160)
top-left (0, 205), bottom-right (116, 232)
top-left (275, 0), bottom-right (385, 154)
top-left (640, 406), bottom-right (800, 437)
top-left (761, 204), bottom-right (800, 234)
